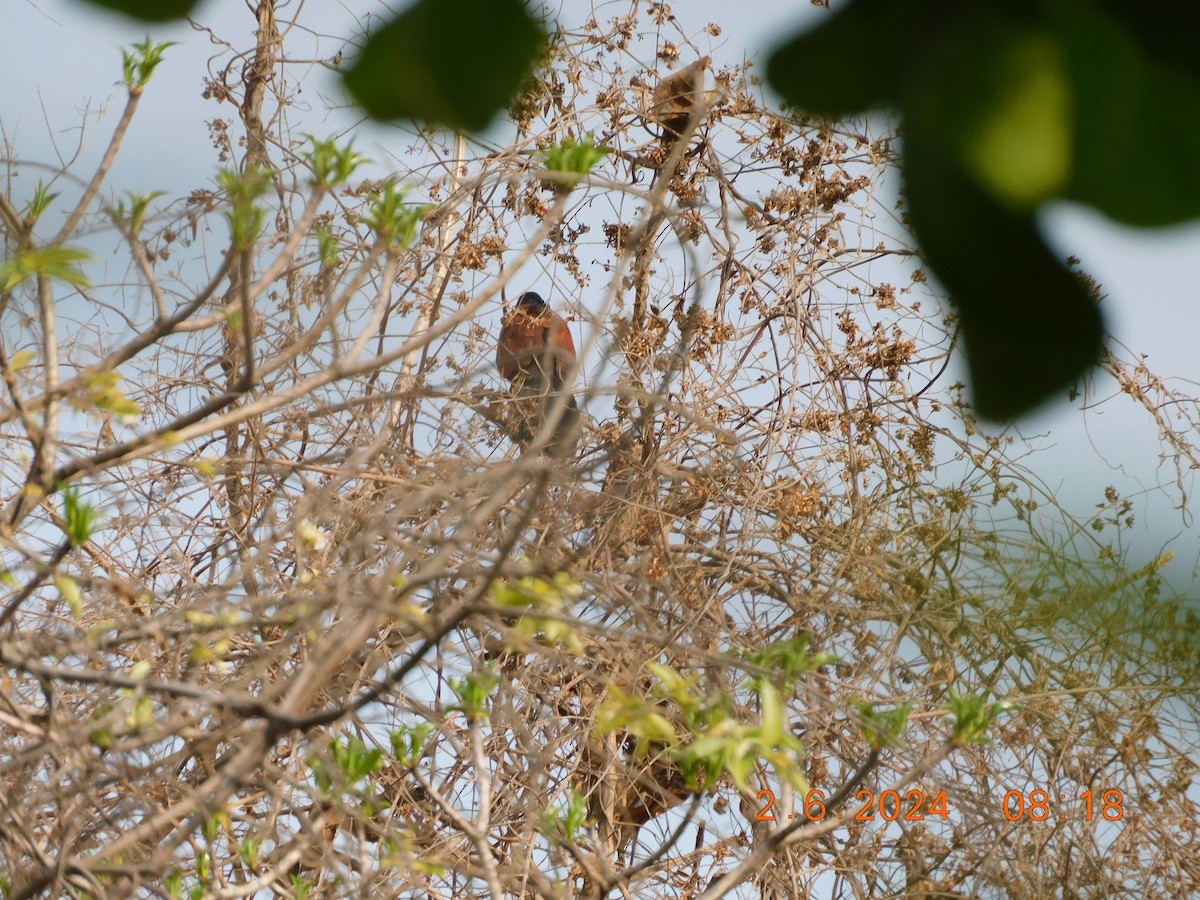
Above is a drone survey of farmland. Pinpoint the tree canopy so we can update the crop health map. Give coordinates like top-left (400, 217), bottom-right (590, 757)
top-left (2, 2), bottom-right (1200, 897)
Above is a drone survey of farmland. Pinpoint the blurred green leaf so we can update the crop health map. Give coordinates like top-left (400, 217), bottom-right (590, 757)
top-left (914, 13), bottom-right (1071, 210)
top-left (596, 683), bottom-right (678, 759)
top-left (902, 130), bottom-right (1103, 419)
top-left (362, 183), bottom-right (427, 248)
top-left (62, 484), bottom-right (99, 547)
top-left (855, 701), bottom-right (912, 750)
top-left (1091, 3), bottom-right (1200, 81)
top-left (448, 667), bottom-right (499, 721)
top-left (541, 787), bottom-right (589, 844)
top-left (315, 223), bottom-right (340, 268)
top-left (77, 0), bottom-right (200, 21)
top-left (389, 722), bottom-right (434, 766)
top-left (55, 574), bottom-right (84, 619)
top-left (238, 834), bottom-right (262, 868)
top-left (7, 350), bottom-right (37, 372)
top-left (1053, 2), bottom-right (1200, 225)
top-left (112, 190), bottom-right (166, 233)
top-left (90, 726), bottom-right (114, 750)
top-left (77, 371), bottom-right (142, 420)
top-left (344, 0), bottom-right (547, 132)
top-left (218, 167), bottom-right (274, 249)
top-left (739, 634), bottom-right (838, 684)
top-left (685, 689), bottom-right (805, 792)
top-left (766, 0), bottom-right (932, 115)
top-left (949, 691), bottom-right (1017, 744)
top-left (491, 572), bottom-right (581, 610)
top-left (755, 679), bottom-right (784, 741)
top-left (0, 246), bottom-right (92, 292)
top-left (766, 0), bottom-right (1200, 418)
top-left (331, 735), bottom-right (385, 781)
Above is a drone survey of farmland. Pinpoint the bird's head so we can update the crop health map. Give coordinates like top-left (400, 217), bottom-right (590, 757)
top-left (516, 291), bottom-right (547, 313)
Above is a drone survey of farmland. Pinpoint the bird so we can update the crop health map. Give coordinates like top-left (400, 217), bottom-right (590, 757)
top-left (496, 291), bottom-right (580, 455)
top-left (649, 57), bottom-right (710, 141)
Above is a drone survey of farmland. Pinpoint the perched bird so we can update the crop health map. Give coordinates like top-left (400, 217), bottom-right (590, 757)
top-left (496, 291), bottom-right (580, 454)
top-left (649, 57), bottom-right (711, 141)
top-left (496, 292), bottom-right (576, 385)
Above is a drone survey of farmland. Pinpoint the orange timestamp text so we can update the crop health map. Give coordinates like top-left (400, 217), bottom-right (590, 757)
top-left (1002, 789), bottom-right (1124, 821)
top-left (754, 788), bottom-right (951, 823)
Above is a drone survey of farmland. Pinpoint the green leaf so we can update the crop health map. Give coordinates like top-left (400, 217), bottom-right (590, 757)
top-left (0, 246), bottom-right (92, 292)
top-left (1090, 3), bottom-right (1200, 82)
top-left (362, 183), bottom-right (428, 248)
top-left (79, 0), bottom-right (200, 21)
top-left (55, 574), bottom-right (84, 618)
top-left (315, 223), bottom-right (340, 268)
top-left (969, 34), bottom-right (1070, 207)
top-left (331, 735), bottom-right (385, 781)
top-left (949, 691), bottom-right (1017, 744)
top-left (304, 135), bottom-right (368, 188)
top-left (595, 684), bottom-right (678, 758)
top-left (343, 0), bottom-right (547, 132)
top-left (389, 722), bottom-right (434, 766)
top-left (765, 0), bottom-right (1200, 418)
top-left (239, 834), bottom-right (262, 867)
top-left (24, 181), bottom-right (60, 224)
top-left (190, 457), bottom-right (218, 478)
top-left (77, 371), bottom-right (142, 420)
top-left (902, 130), bottom-right (1104, 420)
top-left (739, 634), bottom-right (838, 684)
top-left (290, 875), bottom-right (313, 900)
top-left (769, 1), bottom-right (1200, 225)
top-left (447, 667), bottom-right (499, 721)
top-left (61, 484), bottom-right (99, 547)
top-left (121, 38), bottom-right (178, 90)
top-left (723, 748), bottom-right (755, 792)
top-left (855, 701), bottom-right (912, 750)
top-left (541, 787), bottom-right (589, 844)
top-left (511, 614), bottom-right (584, 654)
top-left (766, 0), bottom-right (937, 116)
top-left (412, 860), bottom-right (447, 878)
top-left (8, 350), bottom-right (37, 372)
top-left (218, 167), bottom-right (274, 249)
top-left (540, 135), bottom-right (611, 192)
top-left (645, 661), bottom-right (690, 696)
top-left (913, 12), bottom-right (1071, 210)
top-left (756, 680), bottom-right (784, 741)
top-left (492, 572), bottom-right (580, 610)
top-left (112, 190), bottom-right (166, 233)
top-left (1053, 1), bottom-right (1200, 225)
